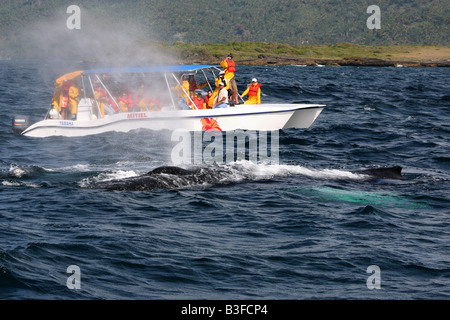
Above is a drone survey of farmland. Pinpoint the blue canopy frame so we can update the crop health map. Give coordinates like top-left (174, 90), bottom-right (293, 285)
top-left (83, 65), bottom-right (216, 74)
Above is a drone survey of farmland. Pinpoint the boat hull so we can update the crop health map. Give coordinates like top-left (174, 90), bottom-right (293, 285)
top-left (21, 104), bottom-right (325, 137)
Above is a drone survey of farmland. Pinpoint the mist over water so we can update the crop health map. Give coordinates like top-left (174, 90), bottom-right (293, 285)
top-left (13, 6), bottom-right (174, 69)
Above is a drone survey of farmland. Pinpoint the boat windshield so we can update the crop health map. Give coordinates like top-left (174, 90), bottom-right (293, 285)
top-left (47, 65), bottom-right (221, 120)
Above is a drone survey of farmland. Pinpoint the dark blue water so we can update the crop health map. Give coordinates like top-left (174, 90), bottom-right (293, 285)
top-left (0, 60), bottom-right (449, 300)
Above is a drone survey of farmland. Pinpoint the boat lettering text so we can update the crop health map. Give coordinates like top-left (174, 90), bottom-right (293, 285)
top-left (127, 113), bottom-right (148, 119)
top-left (60, 120), bottom-right (74, 126)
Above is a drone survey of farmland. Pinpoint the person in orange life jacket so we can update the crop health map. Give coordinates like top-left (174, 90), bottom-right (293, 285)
top-left (208, 71), bottom-right (229, 108)
top-left (213, 82), bottom-right (229, 108)
top-left (221, 53), bottom-right (238, 104)
top-left (241, 78), bottom-right (261, 104)
top-left (204, 90), bottom-right (213, 109)
top-left (117, 92), bottom-right (133, 112)
top-left (201, 117), bottom-right (221, 131)
top-left (187, 91), bottom-right (206, 109)
top-left (193, 92), bottom-right (206, 109)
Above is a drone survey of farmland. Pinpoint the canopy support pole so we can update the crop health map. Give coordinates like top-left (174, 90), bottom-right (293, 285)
top-left (88, 75), bottom-right (103, 118)
top-left (171, 73), bottom-right (197, 110)
top-left (95, 74), bottom-right (122, 113)
top-left (164, 73), bottom-right (176, 109)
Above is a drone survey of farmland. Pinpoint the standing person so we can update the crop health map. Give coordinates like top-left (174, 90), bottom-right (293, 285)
top-left (213, 82), bottom-right (229, 108)
top-left (59, 80), bottom-right (71, 120)
top-left (68, 81), bottom-right (79, 119)
top-left (221, 53), bottom-right (238, 104)
top-left (94, 84), bottom-right (108, 117)
top-left (241, 78), bottom-right (261, 105)
top-left (188, 75), bottom-right (207, 94)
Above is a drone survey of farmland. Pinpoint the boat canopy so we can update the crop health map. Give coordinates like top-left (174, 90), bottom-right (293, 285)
top-left (54, 70), bottom-right (84, 87)
top-left (82, 65), bottom-right (216, 74)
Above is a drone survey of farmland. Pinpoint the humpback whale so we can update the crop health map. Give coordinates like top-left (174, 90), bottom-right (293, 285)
top-left (86, 165), bottom-right (404, 191)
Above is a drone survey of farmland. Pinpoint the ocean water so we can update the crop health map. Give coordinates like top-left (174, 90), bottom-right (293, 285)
top-left (0, 60), bottom-right (449, 300)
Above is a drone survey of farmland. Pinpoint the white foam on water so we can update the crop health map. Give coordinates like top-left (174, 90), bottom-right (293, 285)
top-left (223, 160), bottom-right (364, 181)
top-left (78, 170), bottom-right (140, 188)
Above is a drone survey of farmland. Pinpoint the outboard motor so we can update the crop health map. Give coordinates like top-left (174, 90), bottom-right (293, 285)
top-left (12, 115), bottom-right (31, 134)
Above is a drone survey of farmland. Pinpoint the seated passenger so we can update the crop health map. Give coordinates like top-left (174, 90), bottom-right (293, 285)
top-left (204, 90), bottom-right (213, 109)
top-left (208, 71), bottom-right (229, 108)
top-left (193, 92), bottom-right (206, 109)
top-left (117, 92), bottom-right (133, 112)
top-left (213, 82), bottom-right (228, 108)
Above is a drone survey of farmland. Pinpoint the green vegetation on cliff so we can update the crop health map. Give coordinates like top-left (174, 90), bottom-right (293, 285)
top-left (0, 0), bottom-right (448, 62)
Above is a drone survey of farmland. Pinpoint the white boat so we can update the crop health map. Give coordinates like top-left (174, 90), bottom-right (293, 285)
top-left (14, 65), bottom-right (325, 137)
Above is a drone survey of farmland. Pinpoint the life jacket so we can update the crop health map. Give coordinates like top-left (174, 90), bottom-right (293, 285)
top-left (248, 83), bottom-right (261, 96)
top-left (189, 78), bottom-right (198, 91)
top-left (118, 96), bottom-right (134, 108)
top-left (109, 99), bottom-right (120, 112)
top-left (227, 60), bottom-right (236, 73)
top-left (201, 118), bottom-right (222, 131)
top-left (60, 95), bottom-right (69, 109)
top-left (60, 82), bottom-right (70, 108)
top-left (193, 97), bottom-right (205, 109)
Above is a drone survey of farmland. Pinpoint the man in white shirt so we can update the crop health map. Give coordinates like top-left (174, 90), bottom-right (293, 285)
top-left (213, 82), bottom-right (229, 108)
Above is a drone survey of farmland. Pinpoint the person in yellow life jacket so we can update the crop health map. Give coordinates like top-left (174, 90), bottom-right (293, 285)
top-left (207, 71), bottom-right (229, 108)
top-left (174, 76), bottom-right (192, 109)
top-left (117, 92), bottom-right (132, 112)
top-left (221, 53), bottom-right (238, 104)
top-left (68, 83), bottom-right (79, 118)
top-left (94, 85), bottom-right (108, 117)
top-left (204, 90), bottom-right (213, 109)
top-left (52, 80), bottom-right (79, 120)
top-left (241, 78), bottom-right (261, 105)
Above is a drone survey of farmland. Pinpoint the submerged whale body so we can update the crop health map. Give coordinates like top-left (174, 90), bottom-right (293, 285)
top-left (87, 165), bottom-right (404, 191)
top-left (89, 166), bottom-right (233, 191)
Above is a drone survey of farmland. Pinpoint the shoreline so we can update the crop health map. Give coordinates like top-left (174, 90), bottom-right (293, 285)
top-left (171, 43), bottom-right (450, 67)
top-left (181, 56), bottom-right (450, 67)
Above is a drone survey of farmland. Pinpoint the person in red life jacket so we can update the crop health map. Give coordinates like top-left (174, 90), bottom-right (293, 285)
top-left (204, 90), bottom-right (213, 109)
top-left (221, 53), bottom-right (238, 105)
top-left (59, 80), bottom-right (71, 120)
top-left (188, 75), bottom-right (207, 94)
top-left (241, 78), bottom-right (261, 105)
top-left (201, 117), bottom-right (222, 131)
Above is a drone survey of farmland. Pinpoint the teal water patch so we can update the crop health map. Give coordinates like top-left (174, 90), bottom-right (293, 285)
top-left (288, 186), bottom-right (430, 209)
